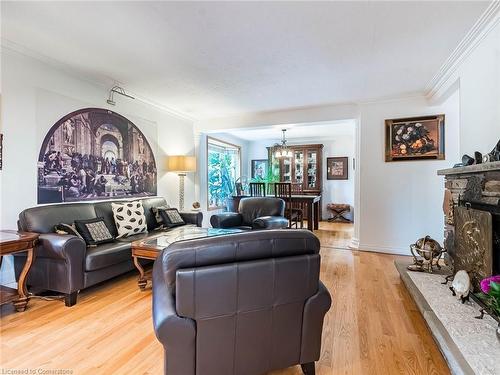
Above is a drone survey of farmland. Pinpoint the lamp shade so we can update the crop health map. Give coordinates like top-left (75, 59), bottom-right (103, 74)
top-left (166, 155), bottom-right (196, 173)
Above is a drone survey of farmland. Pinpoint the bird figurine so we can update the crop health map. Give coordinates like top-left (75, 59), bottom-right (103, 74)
top-left (450, 270), bottom-right (472, 303)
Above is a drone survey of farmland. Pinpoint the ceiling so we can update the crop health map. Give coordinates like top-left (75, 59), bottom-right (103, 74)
top-left (1, 1), bottom-right (490, 120)
top-left (217, 121), bottom-right (355, 142)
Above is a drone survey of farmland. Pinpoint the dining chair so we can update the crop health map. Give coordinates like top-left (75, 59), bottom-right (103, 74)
top-left (249, 182), bottom-right (266, 197)
top-left (267, 182), bottom-right (275, 196)
top-left (274, 182), bottom-right (301, 228)
top-left (291, 183), bottom-right (305, 228)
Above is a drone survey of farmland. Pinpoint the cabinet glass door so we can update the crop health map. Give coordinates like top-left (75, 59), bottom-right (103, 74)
top-left (293, 150), bottom-right (304, 184)
top-left (282, 158), bottom-right (291, 182)
top-left (307, 150), bottom-right (317, 189)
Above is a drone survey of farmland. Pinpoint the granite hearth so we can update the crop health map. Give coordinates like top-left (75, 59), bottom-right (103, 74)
top-left (396, 261), bottom-right (499, 375)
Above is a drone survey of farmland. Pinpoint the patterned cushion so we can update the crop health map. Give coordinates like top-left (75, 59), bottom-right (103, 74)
top-left (159, 208), bottom-right (185, 228)
top-left (74, 217), bottom-right (114, 246)
top-left (151, 204), bottom-right (171, 227)
top-left (112, 201), bottom-right (148, 238)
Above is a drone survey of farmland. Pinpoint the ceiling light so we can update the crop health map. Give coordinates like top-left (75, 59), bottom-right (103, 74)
top-left (273, 129), bottom-right (293, 159)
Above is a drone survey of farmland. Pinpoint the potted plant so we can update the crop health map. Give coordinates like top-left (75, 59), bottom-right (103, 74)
top-left (476, 275), bottom-right (500, 340)
top-left (250, 165), bottom-right (280, 195)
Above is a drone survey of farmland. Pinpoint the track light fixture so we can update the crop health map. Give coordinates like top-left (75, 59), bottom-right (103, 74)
top-left (106, 85), bottom-right (135, 106)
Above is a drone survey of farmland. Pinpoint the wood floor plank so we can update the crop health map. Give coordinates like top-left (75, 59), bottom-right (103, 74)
top-left (1, 223), bottom-right (449, 374)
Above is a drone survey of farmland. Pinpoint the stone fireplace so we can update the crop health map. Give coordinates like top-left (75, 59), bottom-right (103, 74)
top-left (393, 161), bottom-right (500, 375)
top-left (438, 161), bottom-right (500, 292)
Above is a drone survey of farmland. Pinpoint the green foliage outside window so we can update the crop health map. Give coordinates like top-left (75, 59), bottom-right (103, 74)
top-left (207, 140), bottom-right (240, 209)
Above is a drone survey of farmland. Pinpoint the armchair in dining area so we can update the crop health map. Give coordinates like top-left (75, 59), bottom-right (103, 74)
top-left (210, 197), bottom-right (289, 230)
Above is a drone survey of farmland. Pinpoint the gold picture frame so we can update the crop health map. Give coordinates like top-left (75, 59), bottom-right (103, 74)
top-left (385, 114), bottom-right (445, 162)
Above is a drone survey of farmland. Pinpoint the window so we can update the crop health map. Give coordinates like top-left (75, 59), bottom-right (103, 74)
top-left (207, 137), bottom-right (241, 210)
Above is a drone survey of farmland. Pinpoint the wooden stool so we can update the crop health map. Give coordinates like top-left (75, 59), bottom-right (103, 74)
top-left (327, 203), bottom-right (352, 223)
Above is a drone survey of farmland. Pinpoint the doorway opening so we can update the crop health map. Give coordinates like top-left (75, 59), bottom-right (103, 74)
top-left (200, 119), bottom-right (358, 249)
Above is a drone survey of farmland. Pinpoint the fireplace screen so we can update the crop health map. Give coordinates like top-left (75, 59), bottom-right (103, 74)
top-left (453, 206), bottom-right (492, 291)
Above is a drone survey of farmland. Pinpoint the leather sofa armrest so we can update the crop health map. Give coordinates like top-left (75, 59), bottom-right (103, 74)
top-left (152, 254), bottom-right (196, 375)
top-left (252, 216), bottom-right (289, 230)
top-left (300, 281), bottom-right (332, 364)
top-left (180, 211), bottom-right (203, 227)
top-left (210, 212), bottom-right (243, 228)
top-left (24, 233), bottom-right (86, 294)
top-left (36, 233), bottom-right (86, 261)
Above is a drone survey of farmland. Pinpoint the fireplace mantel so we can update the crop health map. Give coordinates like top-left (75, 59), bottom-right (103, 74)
top-left (438, 161), bottom-right (500, 176)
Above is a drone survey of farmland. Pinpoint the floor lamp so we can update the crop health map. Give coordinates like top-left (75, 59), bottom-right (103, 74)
top-left (166, 155), bottom-right (196, 211)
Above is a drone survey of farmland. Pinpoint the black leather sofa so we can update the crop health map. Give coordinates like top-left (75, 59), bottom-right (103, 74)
top-left (153, 229), bottom-right (331, 375)
top-left (210, 197), bottom-right (288, 230)
top-left (15, 197), bottom-right (202, 306)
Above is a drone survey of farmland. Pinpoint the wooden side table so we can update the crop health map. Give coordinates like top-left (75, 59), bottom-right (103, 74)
top-left (0, 230), bottom-right (39, 312)
top-left (132, 244), bottom-right (161, 290)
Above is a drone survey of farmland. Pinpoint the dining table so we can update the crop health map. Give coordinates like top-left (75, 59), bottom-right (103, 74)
top-left (227, 194), bottom-right (321, 231)
top-left (289, 194), bottom-right (322, 231)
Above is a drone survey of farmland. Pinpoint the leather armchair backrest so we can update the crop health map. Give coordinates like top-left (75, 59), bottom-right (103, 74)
top-left (238, 197), bottom-right (285, 226)
top-left (19, 203), bottom-right (96, 233)
top-left (159, 229), bottom-right (320, 293)
top-left (174, 251), bottom-right (320, 374)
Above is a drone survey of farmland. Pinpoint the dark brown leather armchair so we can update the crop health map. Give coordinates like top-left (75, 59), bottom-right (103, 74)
top-left (210, 197), bottom-right (289, 230)
top-left (152, 229), bottom-right (331, 375)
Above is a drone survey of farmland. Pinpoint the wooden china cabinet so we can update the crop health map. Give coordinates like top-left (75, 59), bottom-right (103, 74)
top-left (268, 144), bottom-right (323, 217)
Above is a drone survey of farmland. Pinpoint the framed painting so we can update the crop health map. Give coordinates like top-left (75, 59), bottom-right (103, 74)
top-left (327, 157), bottom-right (348, 180)
top-left (251, 159), bottom-right (268, 179)
top-left (385, 114), bottom-right (445, 162)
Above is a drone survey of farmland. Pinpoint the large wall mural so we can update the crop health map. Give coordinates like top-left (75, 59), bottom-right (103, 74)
top-left (38, 108), bottom-right (157, 204)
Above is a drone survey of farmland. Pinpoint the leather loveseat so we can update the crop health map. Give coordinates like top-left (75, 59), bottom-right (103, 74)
top-left (15, 197), bottom-right (202, 306)
top-left (152, 229), bottom-right (331, 375)
top-left (210, 196), bottom-right (288, 230)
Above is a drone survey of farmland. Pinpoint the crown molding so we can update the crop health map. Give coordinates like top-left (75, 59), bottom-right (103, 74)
top-left (425, 1), bottom-right (500, 100)
top-left (1, 38), bottom-right (197, 123)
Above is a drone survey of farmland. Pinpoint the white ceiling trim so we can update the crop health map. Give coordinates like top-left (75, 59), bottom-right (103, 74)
top-left (1, 38), bottom-right (197, 122)
top-left (425, 0), bottom-right (500, 100)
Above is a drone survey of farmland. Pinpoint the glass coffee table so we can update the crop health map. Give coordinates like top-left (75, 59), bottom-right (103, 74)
top-left (131, 226), bottom-right (242, 290)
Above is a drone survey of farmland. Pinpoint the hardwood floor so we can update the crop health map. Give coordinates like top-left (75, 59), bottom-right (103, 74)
top-left (314, 221), bottom-right (354, 249)
top-left (0, 223), bottom-right (449, 375)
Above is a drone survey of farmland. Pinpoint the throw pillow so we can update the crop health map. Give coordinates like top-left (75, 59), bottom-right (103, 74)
top-left (151, 204), bottom-right (171, 228)
top-left (54, 223), bottom-right (84, 239)
top-left (159, 208), bottom-right (185, 228)
top-left (112, 200), bottom-right (148, 238)
top-left (73, 217), bottom-right (114, 246)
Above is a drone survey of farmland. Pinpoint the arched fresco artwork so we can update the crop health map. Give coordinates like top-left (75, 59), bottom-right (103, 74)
top-left (38, 108), bottom-right (157, 203)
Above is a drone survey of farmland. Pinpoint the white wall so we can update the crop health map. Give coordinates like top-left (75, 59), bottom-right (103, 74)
top-left (0, 48), bottom-right (195, 283)
top-left (245, 133), bottom-right (356, 221)
top-left (457, 20), bottom-right (500, 156)
top-left (430, 19), bottom-right (500, 156)
top-left (320, 136), bottom-right (355, 219)
top-left (357, 93), bottom-right (460, 254)
top-left (195, 93), bottom-right (460, 255)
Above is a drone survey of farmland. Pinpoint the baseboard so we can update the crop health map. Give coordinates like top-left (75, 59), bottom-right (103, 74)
top-left (358, 243), bottom-right (411, 256)
top-left (348, 237), bottom-right (359, 249)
